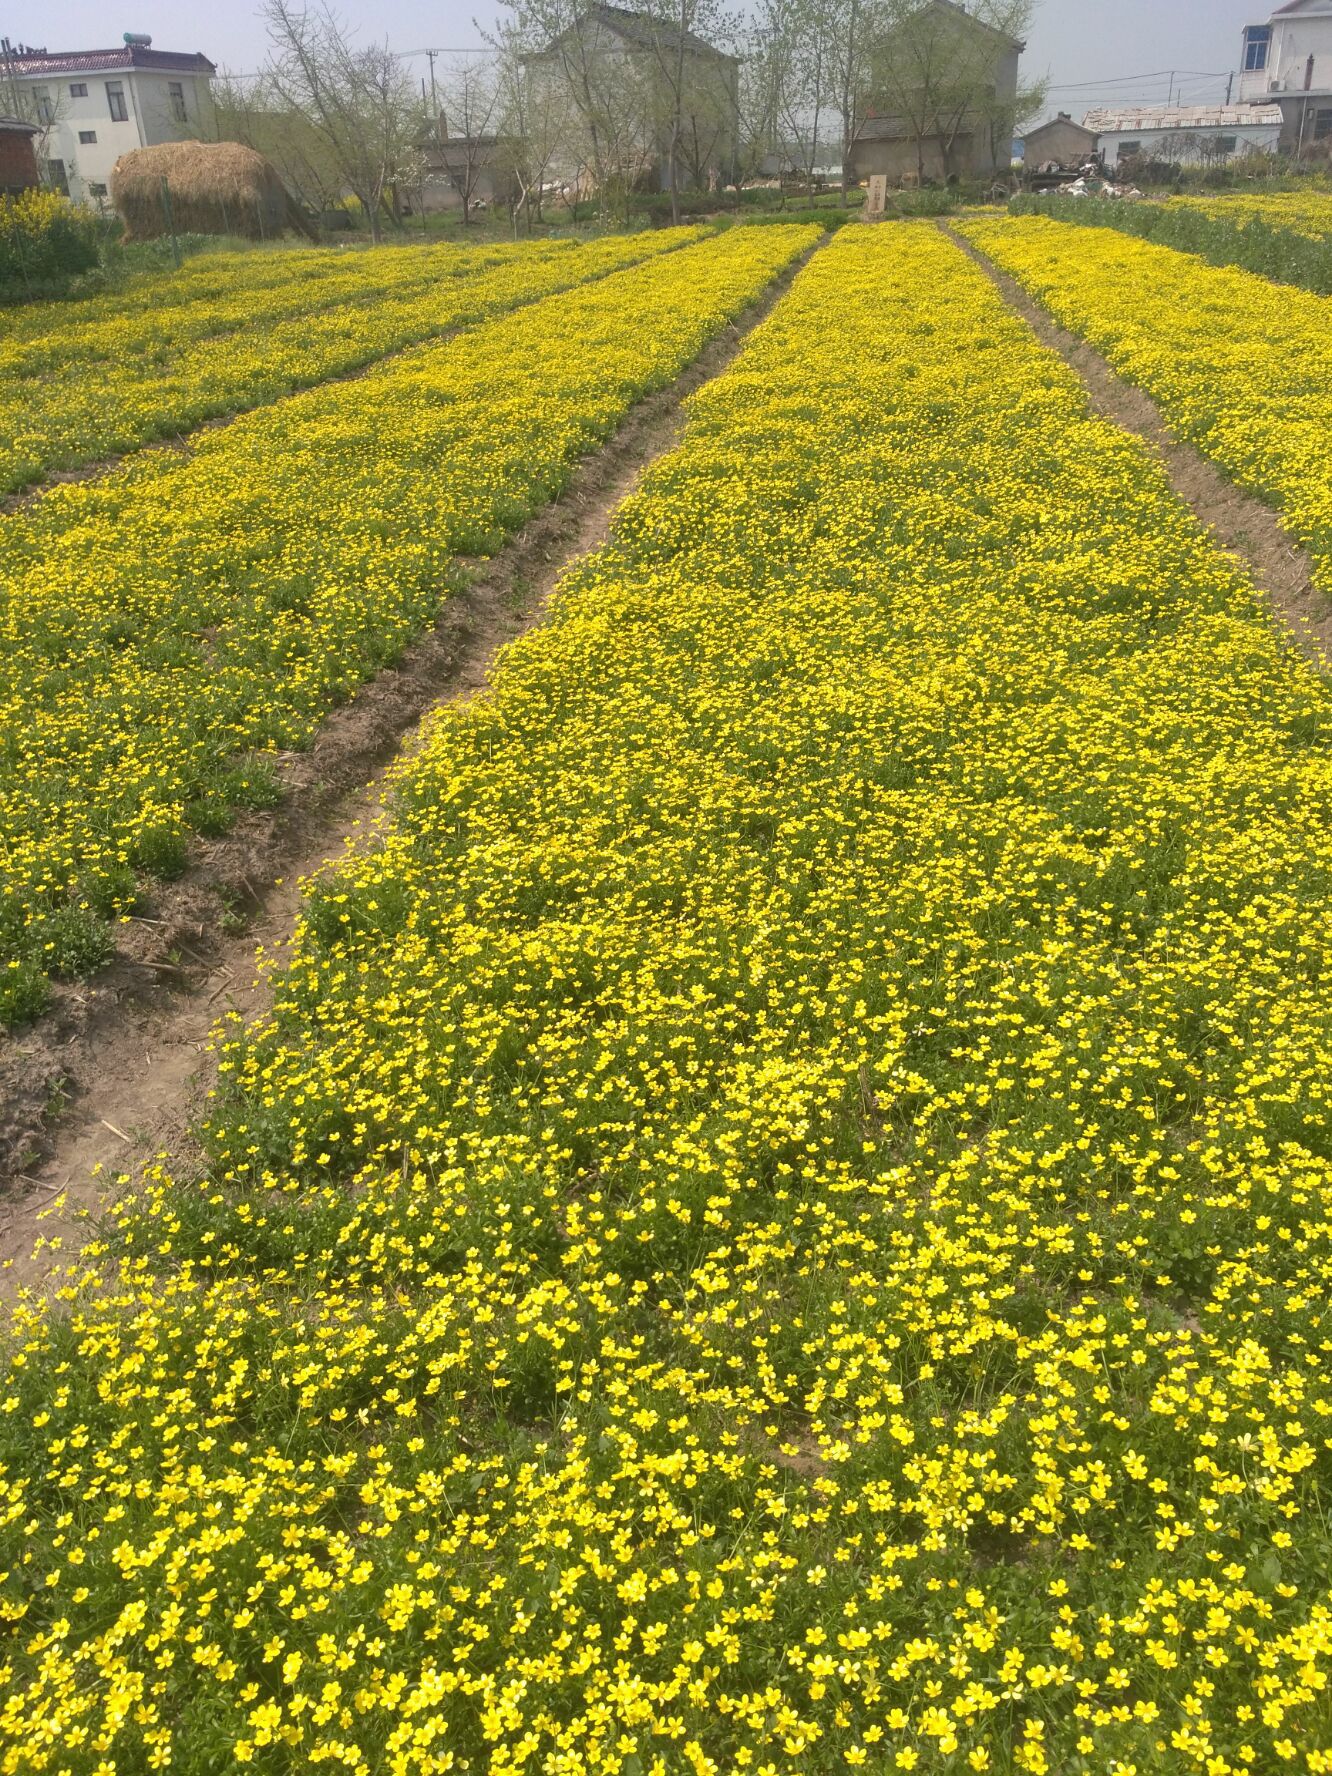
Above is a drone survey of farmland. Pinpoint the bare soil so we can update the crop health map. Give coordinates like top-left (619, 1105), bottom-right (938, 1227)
top-left (945, 223), bottom-right (1332, 665)
top-left (0, 243), bottom-right (819, 1296)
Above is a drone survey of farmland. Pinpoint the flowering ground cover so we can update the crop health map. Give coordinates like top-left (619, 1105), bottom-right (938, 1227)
top-left (965, 213), bottom-right (1332, 592)
top-left (1166, 189), bottom-right (1332, 241)
top-left (6, 221), bottom-right (1332, 1773)
top-left (0, 230), bottom-right (704, 493)
top-left (1008, 188), bottom-right (1332, 295)
top-left (0, 223), bottom-right (813, 1025)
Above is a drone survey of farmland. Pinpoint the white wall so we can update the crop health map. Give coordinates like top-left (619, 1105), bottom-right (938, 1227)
top-left (22, 69), bottom-right (215, 203)
top-left (1100, 124), bottom-right (1281, 169)
top-left (1240, 7), bottom-right (1332, 101)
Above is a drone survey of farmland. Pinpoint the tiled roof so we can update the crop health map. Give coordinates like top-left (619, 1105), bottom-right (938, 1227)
top-left (1083, 104), bottom-right (1284, 131)
top-left (4, 46), bottom-right (216, 78)
top-left (0, 115), bottom-right (38, 133)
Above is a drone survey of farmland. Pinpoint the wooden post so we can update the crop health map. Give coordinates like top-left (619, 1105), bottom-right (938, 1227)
top-left (159, 175), bottom-right (181, 268)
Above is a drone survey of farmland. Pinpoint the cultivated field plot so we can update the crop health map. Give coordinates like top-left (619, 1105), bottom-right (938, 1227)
top-left (0, 228), bottom-right (705, 493)
top-left (1015, 187), bottom-right (1332, 296)
top-left (1166, 188), bottom-right (1332, 240)
top-left (6, 223), bottom-right (1332, 1773)
top-left (0, 224), bottom-right (814, 1025)
top-left (965, 213), bottom-right (1332, 593)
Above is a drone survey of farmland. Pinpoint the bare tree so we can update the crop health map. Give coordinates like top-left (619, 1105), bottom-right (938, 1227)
top-left (822, 0), bottom-right (886, 203)
top-left (756, 0), bottom-right (834, 197)
top-left (505, 0), bottom-right (659, 215)
top-left (436, 56), bottom-right (505, 225)
top-left (622, 0), bottom-right (740, 221)
top-left (491, 22), bottom-right (575, 229)
top-left (864, 0), bottom-right (1041, 184)
top-left (213, 73), bottom-right (345, 216)
top-left (260, 1), bottom-right (423, 242)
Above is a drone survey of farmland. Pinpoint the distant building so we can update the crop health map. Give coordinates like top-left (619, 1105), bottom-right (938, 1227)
top-left (849, 0), bottom-right (1025, 184)
top-left (523, 4), bottom-right (738, 193)
top-left (1085, 104), bottom-right (1283, 170)
top-left (1021, 112), bottom-right (1097, 168)
top-left (2, 38), bottom-right (216, 205)
top-left (1238, 0), bottom-right (1332, 152)
top-left (415, 125), bottom-right (519, 214)
top-left (0, 116), bottom-right (39, 195)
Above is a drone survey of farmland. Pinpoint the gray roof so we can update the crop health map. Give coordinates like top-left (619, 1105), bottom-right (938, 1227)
top-left (1084, 104), bottom-right (1283, 132)
top-left (531, 4), bottom-right (735, 64)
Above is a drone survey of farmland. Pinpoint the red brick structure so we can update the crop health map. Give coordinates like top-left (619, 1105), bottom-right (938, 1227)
top-left (0, 118), bottom-right (39, 196)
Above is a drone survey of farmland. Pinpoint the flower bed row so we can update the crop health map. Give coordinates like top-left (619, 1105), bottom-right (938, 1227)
top-left (1008, 189), bottom-right (1332, 295)
top-left (0, 230), bottom-right (703, 493)
top-left (7, 223), bottom-right (1332, 1773)
top-left (967, 212), bottom-right (1332, 601)
top-left (0, 223), bottom-right (814, 1023)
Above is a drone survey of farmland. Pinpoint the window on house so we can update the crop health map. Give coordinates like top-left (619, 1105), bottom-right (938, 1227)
top-left (46, 158), bottom-right (69, 194)
top-left (78, 129), bottom-right (97, 144)
top-left (69, 81), bottom-right (88, 97)
top-left (1316, 107), bottom-right (1332, 140)
top-left (168, 80), bottom-right (187, 123)
top-left (88, 181), bottom-right (107, 198)
top-left (1217, 135), bottom-right (1238, 152)
top-left (1243, 25), bottom-right (1271, 72)
top-left (1118, 140), bottom-right (1141, 157)
top-left (34, 87), bottom-right (53, 124)
top-left (106, 80), bottom-right (128, 121)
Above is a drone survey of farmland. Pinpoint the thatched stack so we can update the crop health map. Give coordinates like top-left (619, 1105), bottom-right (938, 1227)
top-left (110, 140), bottom-right (315, 241)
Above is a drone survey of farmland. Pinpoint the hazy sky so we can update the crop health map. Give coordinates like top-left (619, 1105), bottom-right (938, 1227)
top-left (32, 0), bottom-right (1254, 115)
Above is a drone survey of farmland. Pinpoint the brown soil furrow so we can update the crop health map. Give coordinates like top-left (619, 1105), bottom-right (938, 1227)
top-left (0, 240), bottom-right (820, 1297)
top-left (943, 222), bottom-right (1332, 667)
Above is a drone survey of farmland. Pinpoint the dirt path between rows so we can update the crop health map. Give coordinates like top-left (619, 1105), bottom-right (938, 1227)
top-left (944, 223), bottom-right (1332, 667)
top-left (0, 242), bottom-right (821, 1297)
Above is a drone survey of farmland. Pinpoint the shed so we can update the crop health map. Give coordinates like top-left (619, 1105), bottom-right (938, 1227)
top-left (1084, 104), bottom-right (1283, 169)
top-left (0, 117), bottom-right (40, 197)
top-left (1022, 113), bottom-right (1098, 167)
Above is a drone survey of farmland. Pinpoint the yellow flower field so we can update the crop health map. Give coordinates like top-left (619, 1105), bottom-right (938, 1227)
top-left (6, 222), bottom-right (1332, 1773)
top-left (964, 213), bottom-right (1332, 592)
top-left (0, 223), bottom-right (814, 1024)
top-left (1164, 188), bottom-right (1332, 241)
top-left (0, 229), bottom-right (704, 492)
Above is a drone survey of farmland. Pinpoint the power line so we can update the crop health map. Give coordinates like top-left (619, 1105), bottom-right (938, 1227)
top-left (1041, 67), bottom-right (1230, 92)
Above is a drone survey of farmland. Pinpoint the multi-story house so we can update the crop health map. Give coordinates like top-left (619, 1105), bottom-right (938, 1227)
top-left (1238, 0), bottom-right (1332, 153)
top-left (848, 0), bottom-right (1025, 185)
top-left (2, 36), bottom-right (216, 205)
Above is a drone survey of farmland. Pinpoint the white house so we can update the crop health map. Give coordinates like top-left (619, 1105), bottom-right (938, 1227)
top-left (3, 38), bottom-right (216, 205)
top-left (1239, 1), bottom-right (1332, 152)
top-left (1083, 104), bottom-right (1283, 170)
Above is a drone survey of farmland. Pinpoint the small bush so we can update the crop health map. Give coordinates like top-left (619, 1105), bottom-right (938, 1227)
top-left (0, 189), bottom-right (101, 301)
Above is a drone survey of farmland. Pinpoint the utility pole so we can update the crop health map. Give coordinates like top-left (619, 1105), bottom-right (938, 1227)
top-left (1225, 72), bottom-right (1233, 105)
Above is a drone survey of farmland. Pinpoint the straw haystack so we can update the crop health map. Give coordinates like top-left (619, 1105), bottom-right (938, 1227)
top-left (111, 140), bottom-right (316, 241)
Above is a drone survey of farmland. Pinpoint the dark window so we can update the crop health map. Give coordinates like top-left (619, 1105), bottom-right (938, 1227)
top-left (168, 80), bottom-right (187, 123)
top-left (106, 80), bottom-right (128, 122)
top-left (89, 181), bottom-right (107, 197)
top-left (1316, 107), bottom-right (1332, 141)
top-left (69, 81), bottom-right (88, 97)
top-left (1243, 25), bottom-right (1271, 72)
top-left (78, 128), bottom-right (97, 144)
top-left (1118, 140), bottom-right (1141, 157)
top-left (1217, 135), bottom-right (1238, 152)
top-left (46, 158), bottom-right (68, 195)
top-left (34, 87), bottom-right (53, 124)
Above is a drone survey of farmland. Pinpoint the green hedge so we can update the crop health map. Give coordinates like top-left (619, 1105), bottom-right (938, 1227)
top-left (0, 190), bottom-right (102, 301)
top-left (1008, 192), bottom-right (1332, 295)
